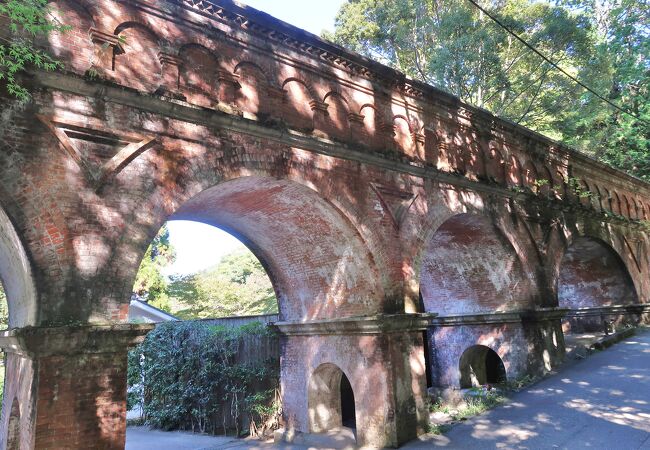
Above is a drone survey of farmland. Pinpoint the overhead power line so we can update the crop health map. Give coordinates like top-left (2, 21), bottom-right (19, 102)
top-left (464, 0), bottom-right (647, 124)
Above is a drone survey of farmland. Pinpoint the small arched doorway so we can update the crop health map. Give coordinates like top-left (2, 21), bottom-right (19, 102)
top-left (459, 345), bottom-right (507, 388)
top-left (308, 363), bottom-right (356, 435)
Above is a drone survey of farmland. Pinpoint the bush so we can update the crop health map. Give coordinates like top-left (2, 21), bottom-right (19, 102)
top-left (128, 321), bottom-right (279, 436)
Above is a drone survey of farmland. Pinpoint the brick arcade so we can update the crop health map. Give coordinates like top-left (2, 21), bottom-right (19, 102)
top-left (0, 0), bottom-right (648, 448)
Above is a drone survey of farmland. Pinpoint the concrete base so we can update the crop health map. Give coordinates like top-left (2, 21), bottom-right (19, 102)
top-left (274, 427), bottom-right (356, 449)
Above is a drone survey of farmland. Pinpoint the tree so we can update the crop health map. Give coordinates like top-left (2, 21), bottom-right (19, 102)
top-left (327, 0), bottom-right (648, 179)
top-left (557, 0), bottom-right (649, 181)
top-left (0, 0), bottom-right (68, 99)
top-left (133, 224), bottom-right (176, 312)
top-left (169, 248), bottom-right (278, 319)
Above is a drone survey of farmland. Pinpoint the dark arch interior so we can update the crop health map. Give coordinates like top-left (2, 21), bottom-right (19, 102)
top-left (459, 345), bottom-right (507, 388)
top-left (558, 237), bottom-right (638, 309)
top-left (420, 214), bottom-right (535, 315)
top-left (308, 363), bottom-right (357, 438)
top-left (340, 372), bottom-right (356, 429)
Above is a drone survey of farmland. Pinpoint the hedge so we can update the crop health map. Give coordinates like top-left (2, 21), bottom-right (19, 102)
top-left (127, 320), bottom-right (280, 436)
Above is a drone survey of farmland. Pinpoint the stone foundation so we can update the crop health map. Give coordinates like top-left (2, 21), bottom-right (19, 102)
top-left (427, 309), bottom-right (567, 393)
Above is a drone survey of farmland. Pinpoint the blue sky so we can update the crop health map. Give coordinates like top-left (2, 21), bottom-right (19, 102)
top-left (166, 1), bottom-right (346, 276)
top-left (238, 0), bottom-right (346, 35)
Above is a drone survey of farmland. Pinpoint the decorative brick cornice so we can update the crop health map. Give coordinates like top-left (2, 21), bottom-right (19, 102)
top-left (158, 52), bottom-right (182, 66)
top-left (266, 85), bottom-right (286, 99)
top-left (308, 99), bottom-right (329, 114)
top-left (348, 112), bottom-right (365, 125)
top-left (564, 304), bottom-right (650, 318)
top-left (89, 27), bottom-right (124, 54)
top-left (431, 308), bottom-right (569, 327)
top-left (31, 71), bottom-right (650, 223)
top-left (172, 0), bottom-right (650, 195)
top-left (0, 324), bottom-right (154, 357)
top-left (218, 70), bottom-right (241, 88)
top-left (273, 313), bottom-right (436, 336)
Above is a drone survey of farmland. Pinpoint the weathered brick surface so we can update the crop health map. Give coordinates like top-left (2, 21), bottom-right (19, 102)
top-left (0, 0), bottom-right (648, 447)
top-left (34, 353), bottom-right (127, 450)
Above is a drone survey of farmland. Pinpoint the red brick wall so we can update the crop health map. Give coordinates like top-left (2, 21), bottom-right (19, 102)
top-left (0, 0), bottom-right (649, 446)
top-left (420, 213), bottom-right (538, 315)
top-left (34, 352), bottom-right (128, 449)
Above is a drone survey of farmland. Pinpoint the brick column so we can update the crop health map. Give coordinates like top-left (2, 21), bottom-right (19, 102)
top-left (348, 112), bottom-right (365, 143)
top-left (309, 100), bottom-right (329, 135)
top-left (217, 70), bottom-right (241, 104)
top-left (274, 314), bottom-right (434, 448)
top-left (0, 324), bottom-right (153, 449)
top-left (155, 52), bottom-right (184, 99)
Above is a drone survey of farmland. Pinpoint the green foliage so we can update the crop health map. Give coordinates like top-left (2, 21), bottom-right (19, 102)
top-left (169, 248), bottom-right (278, 319)
top-left (328, 0), bottom-right (649, 180)
top-left (128, 321), bottom-right (279, 436)
top-left (0, 283), bottom-right (7, 329)
top-left (133, 224), bottom-right (176, 312)
top-left (0, 0), bottom-right (69, 99)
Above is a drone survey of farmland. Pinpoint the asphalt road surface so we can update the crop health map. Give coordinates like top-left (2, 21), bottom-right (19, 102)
top-left (406, 328), bottom-right (650, 449)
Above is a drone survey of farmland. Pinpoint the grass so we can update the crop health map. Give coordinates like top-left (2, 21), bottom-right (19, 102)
top-left (427, 377), bottom-right (540, 436)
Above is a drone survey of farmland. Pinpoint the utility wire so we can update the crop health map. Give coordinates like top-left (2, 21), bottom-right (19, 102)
top-left (465, 0), bottom-right (647, 124)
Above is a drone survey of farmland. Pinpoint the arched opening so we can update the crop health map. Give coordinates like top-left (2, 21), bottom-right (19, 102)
top-left (0, 207), bottom-right (37, 328)
top-left (558, 237), bottom-right (638, 310)
top-left (459, 345), bottom-right (507, 388)
top-left (308, 363), bottom-right (356, 435)
top-left (166, 177), bottom-right (382, 321)
top-left (125, 177), bottom-right (379, 441)
top-left (340, 372), bottom-right (356, 429)
top-left (128, 221), bottom-right (278, 322)
top-left (0, 205), bottom-right (36, 448)
top-left (419, 214), bottom-right (536, 315)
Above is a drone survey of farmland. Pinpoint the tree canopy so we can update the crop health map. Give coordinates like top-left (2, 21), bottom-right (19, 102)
top-left (326, 0), bottom-right (649, 181)
top-left (132, 224), bottom-right (277, 319)
top-left (168, 249), bottom-right (278, 319)
top-left (133, 224), bottom-right (176, 312)
top-left (0, 0), bottom-right (67, 99)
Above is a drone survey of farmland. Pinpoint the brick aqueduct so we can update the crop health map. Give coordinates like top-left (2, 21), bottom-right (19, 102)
top-left (0, 0), bottom-right (649, 448)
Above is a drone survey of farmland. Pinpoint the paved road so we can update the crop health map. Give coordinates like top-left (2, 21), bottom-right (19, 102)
top-left (406, 328), bottom-right (650, 449)
top-left (125, 427), bottom-right (240, 450)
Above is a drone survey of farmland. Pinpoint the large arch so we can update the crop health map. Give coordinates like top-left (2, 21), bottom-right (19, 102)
top-left (167, 176), bottom-right (384, 321)
top-left (558, 236), bottom-right (638, 310)
top-left (419, 213), bottom-right (537, 315)
top-left (0, 206), bottom-right (37, 328)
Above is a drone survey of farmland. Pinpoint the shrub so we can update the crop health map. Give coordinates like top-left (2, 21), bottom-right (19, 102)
top-left (128, 320), bottom-right (279, 436)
